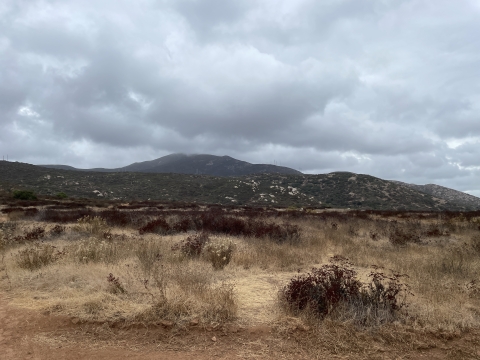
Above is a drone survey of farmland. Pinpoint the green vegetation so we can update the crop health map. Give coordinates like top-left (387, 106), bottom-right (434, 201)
top-left (13, 190), bottom-right (37, 200)
top-left (56, 192), bottom-right (68, 199)
top-left (0, 160), bottom-right (474, 210)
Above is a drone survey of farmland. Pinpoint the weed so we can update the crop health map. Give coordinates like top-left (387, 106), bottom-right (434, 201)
top-left (73, 216), bottom-right (109, 237)
top-left (135, 239), bottom-right (163, 277)
top-left (171, 233), bottom-right (209, 258)
top-left (72, 237), bottom-right (120, 264)
top-left (49, 225), bottom-right (65, 237)
top-left (107, 273), bottom-right (126, 294)
top-left (15, 243), bottom-right (57, 270)
top-left (204, 239), bottom-right (235, 270)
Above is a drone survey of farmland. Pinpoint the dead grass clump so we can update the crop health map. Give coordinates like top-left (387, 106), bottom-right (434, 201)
top-left (136, 261), bottom-right (236, 323)
top-left (70, 237), bottom-right (121, 264)
top-left (73, 215), bottom-right (109, 237)
top-left (15, 243), bottom-right (57, 270)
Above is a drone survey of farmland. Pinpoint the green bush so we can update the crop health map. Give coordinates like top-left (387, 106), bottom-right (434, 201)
top-left (56, 192), bottom-right (68, 199)
top-left (13, 190), bottom-right (37, 200)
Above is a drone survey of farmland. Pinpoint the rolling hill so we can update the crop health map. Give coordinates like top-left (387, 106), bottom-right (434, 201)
top-left (1, 160), bottom-right (478, 210)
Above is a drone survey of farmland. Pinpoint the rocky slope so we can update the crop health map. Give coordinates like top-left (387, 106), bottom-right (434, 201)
top-left (0, 161), bottom-right (474, 210)
top-left (391, 181), bottom-right (480, 210)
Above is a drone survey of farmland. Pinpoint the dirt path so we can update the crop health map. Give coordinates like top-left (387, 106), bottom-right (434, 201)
top-left (2, 293), bottom-right (480, 359)
top-left (0, 295), bottom-right (234, 360)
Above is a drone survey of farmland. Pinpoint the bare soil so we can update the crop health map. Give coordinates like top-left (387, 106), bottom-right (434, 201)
top-left (2, 294), bottom-right (480, 359)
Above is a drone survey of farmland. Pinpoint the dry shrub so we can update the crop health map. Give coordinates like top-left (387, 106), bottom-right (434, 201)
top-left (138, 217), bottom-right (170, 235)
top-left (73, 215), bottom-right (109, 237)
top-left (13, 226), bottom-right (45, 243)
top-left (135, 238), bottom-right (164, 277)
top-left (280, 257), bottom-right (411, 326)
top-left (171, 232), bottom-right (209, 258)
top-left (106, 273), bottom-right (126, 294)
top-left (204, 238), bottom-right (235, 270)
top-left (137, 261), bottom-right (236, 323)
top-left (15, 243), bottom-right (57, 270)
top-left (388, 222), bottom-right (421, 246)
top-left (49, 224), bottom-right (65, 237)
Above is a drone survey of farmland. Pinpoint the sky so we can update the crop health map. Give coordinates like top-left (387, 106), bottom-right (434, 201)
top-left (1, 0), bottom-right (480, 196)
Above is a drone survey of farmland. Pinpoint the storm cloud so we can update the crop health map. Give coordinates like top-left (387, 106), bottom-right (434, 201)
top-left (1, 0), bottom-right (480, 195)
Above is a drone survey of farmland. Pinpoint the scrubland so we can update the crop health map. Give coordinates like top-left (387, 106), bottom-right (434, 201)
top-left (1, 201), bottom-right (480, 359)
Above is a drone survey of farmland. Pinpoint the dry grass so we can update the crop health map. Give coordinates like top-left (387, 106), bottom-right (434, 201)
top-left (1, 208), bottom-right (480, 357)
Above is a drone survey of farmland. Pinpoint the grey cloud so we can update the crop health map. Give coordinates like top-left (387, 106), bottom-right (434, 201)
top-left (0, 0), bottom-right (480, 195)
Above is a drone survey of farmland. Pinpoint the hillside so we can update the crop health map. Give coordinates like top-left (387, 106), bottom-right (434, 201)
top-left (0, 161), bottom-right (473, 210)
top-left (391, 181), bottom-right (480, 210)
top-left (40, 153), bottom-right (302, 177)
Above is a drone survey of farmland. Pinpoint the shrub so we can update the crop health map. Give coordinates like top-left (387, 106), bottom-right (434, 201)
top-left (204, 239), bottom-right (235, 270)
top-left (12, 226), bottom-right (46, 243)
top-left (49, 225), bottom-right (65, 237)
top-left (13, 190), bottom-right (37, 200)
top-left (172, 233), bottom-right (209, 258)
top-left (138, 217), bottom-right (170, 235)
top-left (56, 192), bottom-right (68, 199)
top-left (15, 243), bottom-right (57, 270)
top-left (280, 257), bottom-right (410, 324)
top-left (106, 273), bottom-right (125, 294)
top-left (281, 257), bottom-right (361, 317)
top-left (135, 240), bottom-right (163, 277)
top-left (73, 216), bottom-right (109, 237)
top-left (388, 223), bottom-right (421, 246)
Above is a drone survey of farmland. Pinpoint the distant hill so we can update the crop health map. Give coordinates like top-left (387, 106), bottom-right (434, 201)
top-left (391, 181), bottom-right (480, 210)
top-left (40, 154), bottom-right (302, 177)
top-left (0, 160), bottom-right (476, 210)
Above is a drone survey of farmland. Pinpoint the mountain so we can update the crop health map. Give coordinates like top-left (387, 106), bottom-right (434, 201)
top-left (0, 160), bottom-right (476, 210)
top-left (40, 154), bottom-right (302, 177)
top-left (391, 181), bottom-right (480, 210)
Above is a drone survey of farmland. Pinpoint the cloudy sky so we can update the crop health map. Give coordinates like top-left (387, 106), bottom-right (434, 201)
top-left (1, 0), bottom-right (480, 195)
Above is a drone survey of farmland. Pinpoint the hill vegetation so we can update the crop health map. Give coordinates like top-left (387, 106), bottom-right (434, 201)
top-left (0, 160), bottom-right (477, 210)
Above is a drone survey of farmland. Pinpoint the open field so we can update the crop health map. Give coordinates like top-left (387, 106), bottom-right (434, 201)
top-left (1, 199), bottom-right (480, 359)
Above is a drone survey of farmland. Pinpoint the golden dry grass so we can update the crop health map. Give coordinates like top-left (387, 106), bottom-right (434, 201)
top-left (1, 209), bottom-right (480, 358)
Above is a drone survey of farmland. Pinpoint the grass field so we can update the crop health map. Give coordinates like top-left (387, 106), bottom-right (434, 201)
top-left (1, 201), bottom-right (480, 358)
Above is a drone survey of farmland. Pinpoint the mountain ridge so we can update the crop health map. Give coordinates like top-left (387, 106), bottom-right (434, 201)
top-left (1, 160), bottom-right (478, 210)
top-left (40, 153), bottom-right (302, 177)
